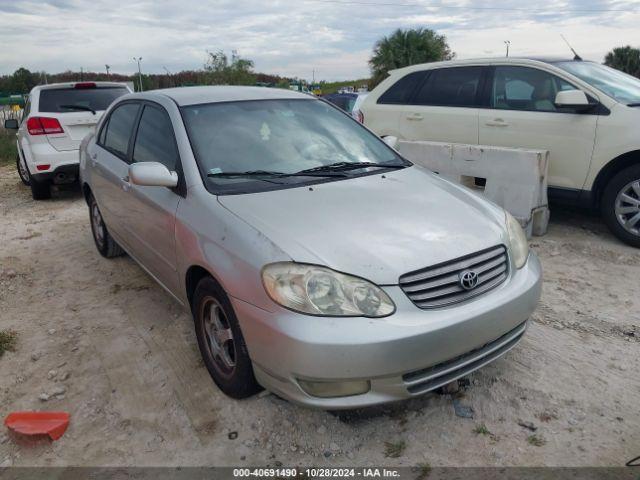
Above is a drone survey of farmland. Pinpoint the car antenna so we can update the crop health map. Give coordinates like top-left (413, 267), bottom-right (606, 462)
top-left (560, 34), bottom-right (582, 61)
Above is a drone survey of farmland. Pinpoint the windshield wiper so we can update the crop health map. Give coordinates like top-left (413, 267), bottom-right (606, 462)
top-left (60, 104), bottom-right (96, 115)
top-left (296, 161), bottom-right (407, 175)
top-left (207, 169), bottom-right (347, 178)
top-left (627, 103), bottom-right (640, 107)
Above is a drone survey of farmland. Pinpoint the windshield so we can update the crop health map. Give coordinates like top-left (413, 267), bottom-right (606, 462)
top-left (181, 98), bottom-right (407, 194)
top-left (555, 61), bottom-right (640, 105)
top-left (39, 86), bottom-right (129, 113)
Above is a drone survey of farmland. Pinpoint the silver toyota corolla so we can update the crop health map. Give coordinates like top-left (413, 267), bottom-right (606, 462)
top-left (79, 86), bottom-right (542, 409)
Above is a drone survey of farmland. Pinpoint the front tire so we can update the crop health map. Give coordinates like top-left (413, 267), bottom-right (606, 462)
top-left (88, 194), bottom-right (125, 258)
top-left (29, 177), bottom-right (51, 200)
top-left (16, 154), bottom-right (30, 186)
top-left (601, 164), bottom-right (640, 248)
top-left (193, 276), bottom-right (261, 399)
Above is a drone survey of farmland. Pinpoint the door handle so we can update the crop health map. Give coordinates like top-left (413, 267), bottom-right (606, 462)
top-left (406, 113), bottom-right (424, 121)
top-left (121, 175), bottom-right (131, 192)
top-left (485, 119), bottom-right (509, 127)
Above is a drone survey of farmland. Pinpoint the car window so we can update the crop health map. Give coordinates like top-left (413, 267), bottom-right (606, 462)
top-left (555, 61), bottom-right (640, 105)
top-left (101, 103), bottom-right (139, 159)
top-left (38, 86), bottom-right (129, 113)
top-left (377, 71), bottom-right (428, 105)
top-left (181, 98), bottom-right (406, 195)
top-left (132, 105), bottom-right (179, 170)
top-left (412, 67), bottom-right (483, 107)
top-left (345, 96), bottom-right (357, 113)
top-left (98, 117), bottom-right (108, 145)
top-left (492, 66), bottom-right (578, 112)
top-left (327, 95), bottom-right (349, 111)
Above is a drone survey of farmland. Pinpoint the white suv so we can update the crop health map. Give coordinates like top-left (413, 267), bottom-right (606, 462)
top-left (361, 58), bottom-right (640, 247)
top-left (4, 81), bottom-right (132, 199)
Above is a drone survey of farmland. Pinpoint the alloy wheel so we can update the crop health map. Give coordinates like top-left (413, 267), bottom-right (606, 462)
top-left (614, 179), bottom-right (640, 236)
top-left (201, 297), bottom-right (236, 375)
top-left (91, 203), bottom-right (106, 249)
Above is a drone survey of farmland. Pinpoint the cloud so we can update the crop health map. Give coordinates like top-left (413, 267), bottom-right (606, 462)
top-left (0, 0), bottom-right (639, 80)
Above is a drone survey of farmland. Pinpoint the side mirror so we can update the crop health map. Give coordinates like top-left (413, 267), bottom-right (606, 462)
top-left (129, 162), bottom-right (178, 188)
top-left (4, 119), bottom-right (19, 130)
top-left (382, 135), bottom-right (398, 149)
top-left (554, 90), bottom-right (593, 112)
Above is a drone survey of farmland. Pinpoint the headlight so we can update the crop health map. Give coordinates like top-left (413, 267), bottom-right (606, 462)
top-left (505, 211), bottom-right (529, 269)
top-left (262, 263), bottom-right (395, 317)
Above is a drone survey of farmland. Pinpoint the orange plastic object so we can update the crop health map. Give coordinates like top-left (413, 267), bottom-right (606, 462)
top-left (4, 411), bottom-right (70, 440)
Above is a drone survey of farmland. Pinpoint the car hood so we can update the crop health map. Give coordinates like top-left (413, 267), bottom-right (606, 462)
top-left (218, 166), bottom-right (509, 285)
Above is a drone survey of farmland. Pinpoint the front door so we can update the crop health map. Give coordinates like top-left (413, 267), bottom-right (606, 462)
top-left (123, 103), bottom-right (182, 295)
top-left (479, 65), bottom-right (598, 190)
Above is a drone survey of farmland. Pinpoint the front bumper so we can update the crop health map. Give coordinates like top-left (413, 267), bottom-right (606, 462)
top-left (232, 253), bottom-right (542, 409)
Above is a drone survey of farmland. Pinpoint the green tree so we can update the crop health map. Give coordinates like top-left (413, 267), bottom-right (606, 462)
top-left (604, 46), bottom-right (640, 78)
top-left (204, 50), bottom-right (256, 85)
top-left (8, 67), bottom-right (38, 94)
top-left (369, 28), bottom-right (454, 86)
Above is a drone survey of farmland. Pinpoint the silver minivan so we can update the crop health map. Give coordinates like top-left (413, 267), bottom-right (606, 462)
top-left (80, 86), bottom-right (541, 409)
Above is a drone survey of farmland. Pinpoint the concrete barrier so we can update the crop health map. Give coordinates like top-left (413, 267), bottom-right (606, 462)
top-left (397, 140), bottom-right (550, 238)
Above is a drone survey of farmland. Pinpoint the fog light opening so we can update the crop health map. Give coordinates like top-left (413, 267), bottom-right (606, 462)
top-left (297, 379), bottom-right (370, 398)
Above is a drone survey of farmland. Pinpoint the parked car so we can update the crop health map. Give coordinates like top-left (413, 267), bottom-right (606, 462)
top-left (4, 81), bottom-right (132, 199)
top-left (80, 86), bottom-right (541, 409)
top-left (351, 92), bottom-right (368, 123)
top-left (361, 57), bottom-right (640, 247)
top-left (322, 92), bottom-right (367, 120)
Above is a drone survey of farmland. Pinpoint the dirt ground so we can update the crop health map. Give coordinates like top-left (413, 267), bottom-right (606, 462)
top-left (0, 163), bottom-right (638, 468)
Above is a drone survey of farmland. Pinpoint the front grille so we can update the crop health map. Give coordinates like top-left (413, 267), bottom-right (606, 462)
top-left (403, 321), bottom-right (527, 395)
top-left (399, 245), bottom-right (509, 309)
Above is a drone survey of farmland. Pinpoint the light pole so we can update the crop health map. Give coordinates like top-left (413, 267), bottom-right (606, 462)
top-left (105, 64), bottom-right (111, 79)
top-left (163, 66), bottom-right (173, 87)
top-left (133, 57), bottom-right (143, 91)
top-left (504, 40), bottom-right (511, 57)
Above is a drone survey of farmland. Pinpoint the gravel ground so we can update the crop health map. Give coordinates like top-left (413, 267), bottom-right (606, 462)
top-left (0, 163), bottom-right (638, 468)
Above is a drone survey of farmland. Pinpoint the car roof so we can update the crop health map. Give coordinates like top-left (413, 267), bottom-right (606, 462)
top-left (151, 86), bottom-right (313, 106)
top-left (389, 57), bottom-right (588, 75)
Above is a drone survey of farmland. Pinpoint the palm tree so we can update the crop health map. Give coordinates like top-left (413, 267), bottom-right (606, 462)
top-left (604, 46), bottom-right (640, 78)
top-left (369, 28), bottom-right (455, 87)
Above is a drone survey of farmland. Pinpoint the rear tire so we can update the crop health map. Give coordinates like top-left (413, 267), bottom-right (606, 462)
top-left (16, 154), bottom-right (30, 186)
top-left (29, 178), bottom-right (51, 200)
top-left (601, 164), bottom-right (640, 248)
top-left (88, 194), bottom-right (125, 258)
top-left (193, 276), bottom-right (261, 399)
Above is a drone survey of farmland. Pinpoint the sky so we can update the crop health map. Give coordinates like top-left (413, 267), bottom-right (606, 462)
top-left (1, 0), bottom-right (640, 81)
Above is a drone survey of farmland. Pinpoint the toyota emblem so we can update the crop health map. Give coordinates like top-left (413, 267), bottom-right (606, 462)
top-left (459, 270), bottom-right (479, 290)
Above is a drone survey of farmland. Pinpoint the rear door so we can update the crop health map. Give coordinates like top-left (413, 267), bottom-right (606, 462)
top-left (364, 70), bottom-right (428, 137)
top-left (91, 102), bottom-right (141, 243)
top-left (37, 85), bottom-right (130, 151)
top-left (397, 66), bottom-right (485, 145)
top-left (478, 65), bottom-right (598, 190)
top-left (122, 103), bottom-right (182, 294)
